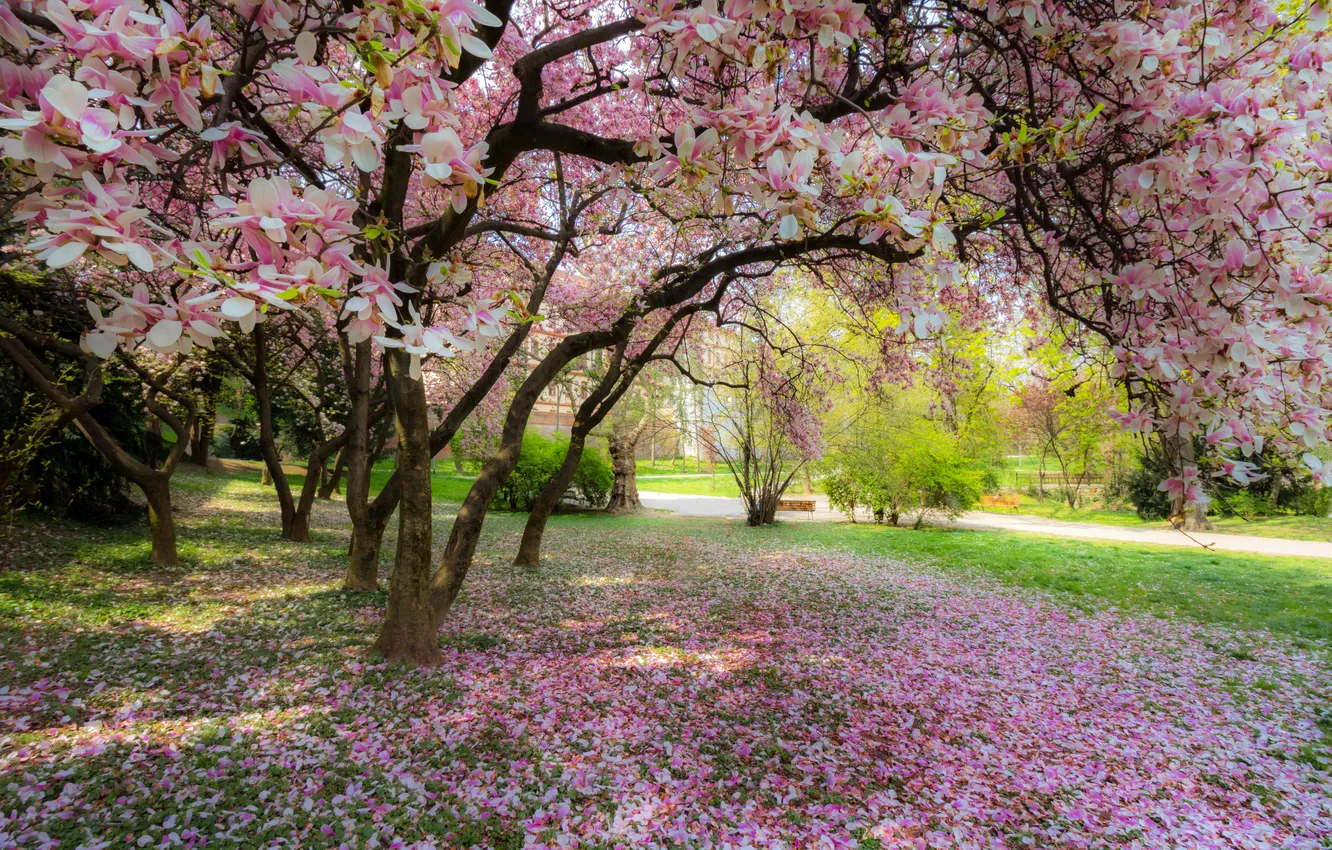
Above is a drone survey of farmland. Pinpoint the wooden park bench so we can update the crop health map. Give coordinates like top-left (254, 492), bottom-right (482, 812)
top-left (776, 499), bottom-right (816, 518)
top-left (980, 493), bottom-right (1021, 511)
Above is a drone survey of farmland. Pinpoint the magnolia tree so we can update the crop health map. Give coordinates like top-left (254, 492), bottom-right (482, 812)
top-left (4, 0), bottom-right (1331, 660)
top-left (983, 3), bottom-right (1332, 501)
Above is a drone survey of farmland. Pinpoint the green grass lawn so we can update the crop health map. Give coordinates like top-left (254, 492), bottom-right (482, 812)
top-left (368, 466), bottom-right (477, 502)
top-left (635, 474), bottom-right (828, 499)
top-left (635, 473), bottom-right (745, 497)
top-left (634, 458), bottom-right (730, 475)
top-left (6, 465), bottom-right (1331, 648)
top-left (1209, 513), bottom-right (1332, 542)
top-left (983, 494), bottom-right (1332, 542)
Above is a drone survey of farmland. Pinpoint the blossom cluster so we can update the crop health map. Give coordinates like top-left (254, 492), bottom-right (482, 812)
top-left (0, 0), bottom-right (506, 370)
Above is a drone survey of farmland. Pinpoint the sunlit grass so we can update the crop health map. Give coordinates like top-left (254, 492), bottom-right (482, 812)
top-left (982, 493), bottom-right (1332, 542)
top-left (6, 465), bottom-right (1331, 659)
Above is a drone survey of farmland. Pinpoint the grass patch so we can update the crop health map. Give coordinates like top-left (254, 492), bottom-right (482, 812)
top-left (981, 494), bottom-right (1332, 542)
top-left (635, 458), bottom-right (731, 476)
top-left (5, 466), bottom-right (1330, 652)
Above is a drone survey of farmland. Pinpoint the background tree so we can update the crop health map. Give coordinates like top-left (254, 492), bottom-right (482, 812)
top-left (822, 391), bottom-right (985, 526)
top-left (702, 332), bottom-right (827, 527)
top-left (1015, 378), bottom-right (1116, 509)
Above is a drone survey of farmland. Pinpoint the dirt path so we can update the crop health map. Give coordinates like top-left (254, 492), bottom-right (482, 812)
top-left (637, 491), bottom-right (1332, 559)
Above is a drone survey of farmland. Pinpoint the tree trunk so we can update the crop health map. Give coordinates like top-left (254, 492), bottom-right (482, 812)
top-left (189, 413), bottom-right (212, 468)
top-left (319, 446), bottom-right (346, 499)
top-left (142, 476), bottom-right (178, 567)
top-left (452, 452), bottom-right (463, 474)
top-left (353, 316), bottom-right (548, 587)
top-left (514, 431), bottom-right (587, 568)
top-left (747, 489), bottom-right (779, 526)
top-left (606, 432), bottom-right (641, 513)
top-left (342, 341), bottom-right (380, 591)
top-left (1167, 433), bottom-right (1213, 531)
top-left (802, 467), bottom-right (813, 495)
top-left (146, 416), bottom-right (162, 470)
top-left (69, 405), bottom-right (192, 568)
top-left (513, 337), bottom-right (649, 570)
top-left (371, 350), bottom-right (442, 665)
top-left (376, 318), bottom-right (635, 663)
top-left (189, 356), bottom-right (221, 467)
top-left (431, 441), bottom-right (517, 617)
top-left (290, 434), bottom-right (347, 543)
top-left (252, 326), bottom-right (298, 538)
top-left (426, 336), bottom-right (596, 633)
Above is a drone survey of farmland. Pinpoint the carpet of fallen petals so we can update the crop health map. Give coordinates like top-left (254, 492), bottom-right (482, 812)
top-left (1, 526), bottom-right (1330, 850)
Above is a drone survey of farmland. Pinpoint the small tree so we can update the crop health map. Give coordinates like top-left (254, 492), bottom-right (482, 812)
top-left (703, 342), bottom-right (825, 527)
top-left (823, 405), bottom-right (983, 527)
top-left (1016, 378), bottom-right (1115, 508)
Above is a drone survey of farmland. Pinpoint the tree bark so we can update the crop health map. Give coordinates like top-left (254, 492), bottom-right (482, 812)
top-left (290, 434), bottom-right (344, 543)
top-left (73, 405), bottom-right (193, 567)
top-left (342, 340), bottom-right (381, 591)
top-left (251, 326), bottom-right (298, 538)
top-left (319, 445), bottom-right (347, 499)
top-left (514, 429), bottom-right (587, 568)
top-left (353, 305), bottom-right (550, 582)
top-left (432, 395), bottom-right (536, 613)
top-left (606, 429), bottom-right (641, 513)
top-left (371, 349), bottom-right (442, 665)
top-left (419, 329), bottom-right (611, 637)
top-left (142, 475), bottom-right (178, 567)
top-left (189, 353), bottom-right (222, 466)
top-left (1167, 433), bottom-right (1213, 531)
top-left (747, 489), bottom-right (779, 526)
top-left (515, 334), bottom-right (660, 569)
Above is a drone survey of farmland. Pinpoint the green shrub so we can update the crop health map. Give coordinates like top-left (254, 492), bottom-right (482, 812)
top-left (1127, 443), bottom-right (1330, 520)
top-left (572, 445), bottom-right (613, 508)
top-left (821, 419), bottom-right (983, 527)
top-left (1127, 453), bottom-right (1173, 521)
top-left (823, 471), bottom-right (863, 520)
top-left (210, 424), bottom-right (235, 459)
top-left (494, 432), bottom-right (612, 511)
top-left (227, 411), bottom-right (264, 460)
top-left (980, 467), bottom-right (1001, 493)
top-left (0, 362), bottom-right (151, 525)
top-left (1292, 486), bottom-right (1331, 518)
